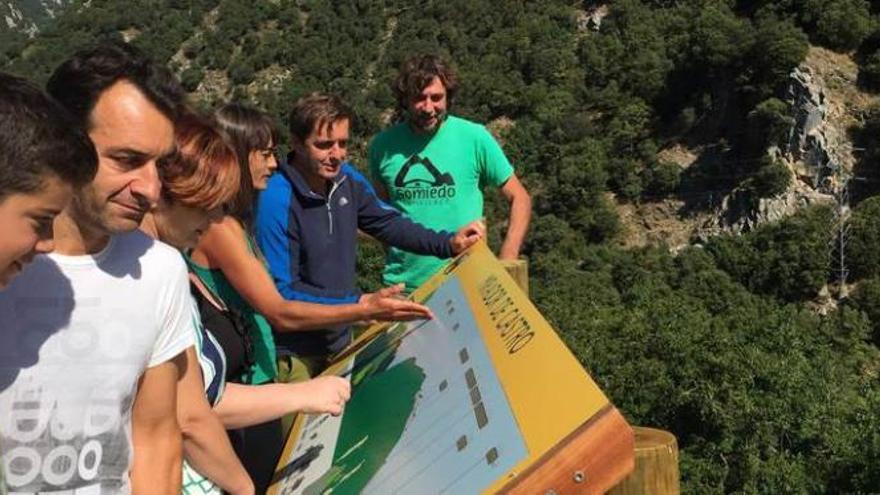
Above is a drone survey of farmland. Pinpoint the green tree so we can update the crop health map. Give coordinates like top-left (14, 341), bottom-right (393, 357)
top-left (748, 97), bottom-right (795, 148)
top-left (809, 0), bottom-right (873, 51)
top-left (847, 196), bottom-right (880, 279)
top-left (707, 206), bottom-right (832, 301)
top-left (229, 58), bottom-right (255, 85)
top-left (180, 67), bottom-right (204, 92)
top-left (851, 276), bottom-right (880, 343)
top-left (690, 2), bottom-right (754, 71)
top-left (750, 14), bottom-right (809, 95)
top-left (746, 156), bottom-right (791, 198)
top-left (859, 49), bottom-right (880, 91)
top-left (643, 160), bottom-right (681, 196)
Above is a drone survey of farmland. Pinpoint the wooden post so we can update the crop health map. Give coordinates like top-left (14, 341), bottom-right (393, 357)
top-left (607, 427), bottom-right (679, 495)
top-left (501, 258), bottom-right (529, 294)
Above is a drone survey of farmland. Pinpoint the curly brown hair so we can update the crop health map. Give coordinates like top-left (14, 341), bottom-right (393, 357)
top-left (392, 54), bottom-right (458, 113)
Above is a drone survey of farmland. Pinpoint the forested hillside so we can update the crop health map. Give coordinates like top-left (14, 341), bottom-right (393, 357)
top-left (1, 0), bottom-right (72, 36)
top-left (4, 0), bottom-right (880, 491)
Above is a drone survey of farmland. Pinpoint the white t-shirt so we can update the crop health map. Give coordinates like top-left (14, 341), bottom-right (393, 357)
top-left (0, 230), bottom-right (195, 494)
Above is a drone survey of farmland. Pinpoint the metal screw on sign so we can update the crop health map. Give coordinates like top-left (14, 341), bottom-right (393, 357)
top-left (545, 490), bottom-right (557, 495)
top-left (573, 470), bottom-right (586, 483)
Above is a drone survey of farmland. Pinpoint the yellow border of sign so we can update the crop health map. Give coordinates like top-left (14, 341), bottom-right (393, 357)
top-left (270, 241), bottom-right (611, 494)
top-left (451, 243), bottom-right (609, 492)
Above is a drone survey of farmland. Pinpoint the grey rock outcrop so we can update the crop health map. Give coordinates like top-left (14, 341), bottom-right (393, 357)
top-left (696, 66), bottom-right (840, 238)
top-left (783, 66), bottom-right (846, 190)
top-left (697, 179), bottom-right (832, 240)
top-left (786, 68), bottom-right (826, 161)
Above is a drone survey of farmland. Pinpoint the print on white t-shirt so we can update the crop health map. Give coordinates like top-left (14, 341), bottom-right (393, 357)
top-left (0, 231), bottom-right (194, 494)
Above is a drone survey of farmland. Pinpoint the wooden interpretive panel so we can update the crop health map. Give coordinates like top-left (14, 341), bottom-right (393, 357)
top-left (269, 242), bottom-right (633, 495)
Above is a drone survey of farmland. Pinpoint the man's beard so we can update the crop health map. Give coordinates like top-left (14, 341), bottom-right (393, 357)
top-left (68, 186), bottom-right (114, 240)
top-left (411, 110), bottom-right (447, 132)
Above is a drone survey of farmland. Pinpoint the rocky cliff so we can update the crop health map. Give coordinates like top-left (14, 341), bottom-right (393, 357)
top-left (697, 47), bottom-right (875, 237)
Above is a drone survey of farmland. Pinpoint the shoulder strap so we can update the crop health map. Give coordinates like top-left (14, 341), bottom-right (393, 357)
top-left (189, 272), bottom-right (228, 312)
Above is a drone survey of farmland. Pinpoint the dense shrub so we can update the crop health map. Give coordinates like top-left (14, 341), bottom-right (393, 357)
top-left (810, 0), bottom-right (873, 52)
top-left (228, 58), bottom-right (255, 85)
top-left (848, 196), bottom-right (880, 279)
top-left (748, 98), bottom-right (795, 148)
top-left (535, 245), bottom-right (880, 493)
top-left (851, 276), bottom-right (880, 344)
top-left (643, 160), bottom-right (682, 196)
top-left (706, 206), bottom-right (833, 301)
top-left (180, 67), bottom-right (204, 92)
top-left (746, 156), bottom-right (791, 198)
top-left (860, 50), bottom-right (880, 91)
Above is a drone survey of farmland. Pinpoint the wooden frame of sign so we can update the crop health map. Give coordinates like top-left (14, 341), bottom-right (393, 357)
top-left (499, 406), bottom-right (633, 494)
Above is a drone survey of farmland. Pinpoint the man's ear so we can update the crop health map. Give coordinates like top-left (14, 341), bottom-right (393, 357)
top-left (289, 135), bottom-right (305, 155)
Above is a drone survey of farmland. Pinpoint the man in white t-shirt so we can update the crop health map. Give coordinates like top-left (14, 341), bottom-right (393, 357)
top-left (0, 43), bottom-right (193, 494)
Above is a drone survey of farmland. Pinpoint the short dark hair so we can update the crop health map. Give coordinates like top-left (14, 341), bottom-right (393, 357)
top-left (46, 41), bottom-right (186, 130)
top-left (0, 71), bottom-right (97, 199)
top-left (215, 103), bottom-right (279, 227)
top-left (392, 54), bottom-right (459, 112)
top-left (288, 92), bottom-right (353, 142)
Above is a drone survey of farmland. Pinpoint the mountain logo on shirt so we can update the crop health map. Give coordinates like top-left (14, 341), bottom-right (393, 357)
top-left (392, 155), bottom-right (456, 203)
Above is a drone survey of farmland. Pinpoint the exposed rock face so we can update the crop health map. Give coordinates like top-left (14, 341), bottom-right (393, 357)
top-left (783, 66), bottom-right (843, 190)
top-left (697, 63), bottom-right (845, 238)
top-left (193, 69), bottom-right (231, 105)
top-left (697, 182), bottom-right (833, 239)
top-left (244, 64), bottom-right (292, 98)
top-left (786, 68), bottom-right (826, 162)
top-left (617, 198), bottom-right (695, 252)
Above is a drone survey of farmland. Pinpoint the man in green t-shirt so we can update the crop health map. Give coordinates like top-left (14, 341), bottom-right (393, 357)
top-left (369, 54), bottom-right (532, 291)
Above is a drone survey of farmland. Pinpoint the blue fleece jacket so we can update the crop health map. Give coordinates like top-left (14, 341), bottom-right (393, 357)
top-left (255, 159), bottom-right (454, 357)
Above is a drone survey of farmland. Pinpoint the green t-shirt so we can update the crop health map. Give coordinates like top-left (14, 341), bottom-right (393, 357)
top-left (186, 234), bottom-right (277, 384)
top-left (369, 115), bottom-right (513, 290)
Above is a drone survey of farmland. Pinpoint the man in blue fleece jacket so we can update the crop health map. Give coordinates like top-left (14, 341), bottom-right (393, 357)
top-left (255, 92), bottom-right (484, 381)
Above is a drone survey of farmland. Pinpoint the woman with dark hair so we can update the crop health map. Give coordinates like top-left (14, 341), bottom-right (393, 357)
top-left (187, 104), bottom-right (280, 387)
top-left (141, 113), bottom-right (350, 495)
top-left (213, 104), bottom-right (278, 231)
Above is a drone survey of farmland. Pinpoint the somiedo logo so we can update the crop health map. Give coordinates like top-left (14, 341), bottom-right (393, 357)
top-left (393, 155), bottom-right (456, 203)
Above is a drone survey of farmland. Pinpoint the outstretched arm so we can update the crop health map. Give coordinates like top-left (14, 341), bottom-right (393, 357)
top-left (195, 218), bottom-right (432, 333)
top-left (214, 376), bottom-right (351, 429)
top-left (498, 174), bottom-right (531, 260)
top-left (355, 168), bottom-right (483, 256)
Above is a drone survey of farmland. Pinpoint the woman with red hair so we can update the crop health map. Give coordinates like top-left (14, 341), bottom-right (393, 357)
top-left (141, 113), bottom-right (350, 495)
